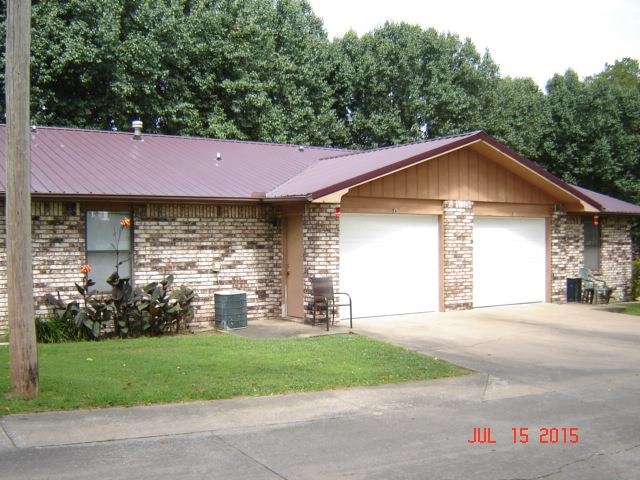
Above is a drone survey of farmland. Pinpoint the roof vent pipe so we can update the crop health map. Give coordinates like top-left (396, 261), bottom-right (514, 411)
top-left (132, 120), bottom-right (143, 140)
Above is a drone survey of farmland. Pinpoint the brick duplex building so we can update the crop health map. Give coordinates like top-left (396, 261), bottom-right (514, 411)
top-left (0, 126), bottom-right (638, 333)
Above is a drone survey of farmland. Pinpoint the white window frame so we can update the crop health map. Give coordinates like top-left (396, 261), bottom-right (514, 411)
top-left (86, 211), bottom-right (132, 292)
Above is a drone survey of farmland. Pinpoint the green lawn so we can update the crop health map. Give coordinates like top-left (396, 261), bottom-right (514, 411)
top-left (624, 303), bottom-right (640, 315)
top-left (0, 333), bottom-right (468, 414)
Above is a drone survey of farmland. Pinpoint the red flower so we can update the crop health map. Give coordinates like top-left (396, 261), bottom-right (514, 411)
top-left (80, 264), bottom-right (92, 274)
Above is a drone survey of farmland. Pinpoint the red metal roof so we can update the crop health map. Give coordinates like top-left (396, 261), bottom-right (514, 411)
top-left (0, 124), bottom-right (638, 215)
top-left (571, 185), bottom-right (640, 215)
top-left (0, 125), bottom-right (349, 200)
top-left (268, 131), bottom-right (483, 199)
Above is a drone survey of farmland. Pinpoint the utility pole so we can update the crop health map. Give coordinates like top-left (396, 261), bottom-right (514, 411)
top-left (5, 0), bottom-right (38, 398)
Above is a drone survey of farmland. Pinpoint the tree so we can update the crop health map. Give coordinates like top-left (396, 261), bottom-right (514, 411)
top-left (542, 63), bottom-right (640, 206)
top-left (179, 0), bottom-right (343, 145)
top-left (0, 0), bottom-right (344, 144)
top-left (330, 22), bottom-right (500, 148)
top-left (482, 77), bottom-right (549, 160)
top-left (24, 0), bottom-right (196, 132)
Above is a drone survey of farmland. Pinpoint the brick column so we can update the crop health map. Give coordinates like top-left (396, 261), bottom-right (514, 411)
top-left (550, 211), bottom-right (568, 303)
top-left (551, 212), bottom-right (584, 303)
top-left (601, 216), bottom-right (633, 301)
top-left (442, 200), bottom-right (473, 311)
top-left (302, 203), bottom-right (340, 323)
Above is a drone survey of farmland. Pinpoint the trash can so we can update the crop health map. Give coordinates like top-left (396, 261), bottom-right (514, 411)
top-left (566, 278), bottom-right (582, 302)
top-left (214, 290), bottom-right (247, 329)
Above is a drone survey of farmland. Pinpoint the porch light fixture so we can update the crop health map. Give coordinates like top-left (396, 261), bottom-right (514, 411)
top-left (216, 152), bottom-right (222, 167)
top-left (593, 215), bottom-right (600, 226)
top-left (334, 206), bottom-right (341, 217)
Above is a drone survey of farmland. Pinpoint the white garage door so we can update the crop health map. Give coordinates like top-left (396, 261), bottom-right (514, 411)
top-left (473, 217), bottom-right (546, 307)
top-left (340, 213), bottom-right (439, 318)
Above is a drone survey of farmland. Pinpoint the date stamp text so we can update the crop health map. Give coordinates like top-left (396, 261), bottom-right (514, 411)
top-left (467, 427), bottom-right (580, 445)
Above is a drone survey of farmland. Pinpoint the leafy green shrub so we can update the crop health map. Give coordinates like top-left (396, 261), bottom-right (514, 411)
top-left (45, 267), bottom-right (113, 340)
top-left (45, 271), bottom-right (197, 340)
top-left (633, 257), bottom-right (640, 300)
top-left (108, 272), bottom-right (196, 338)
top-left (35, 315), bottom-right (84, 343)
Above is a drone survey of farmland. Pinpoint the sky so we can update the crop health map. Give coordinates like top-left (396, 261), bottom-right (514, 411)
top-left (306, 0), bottom-right (640, 90)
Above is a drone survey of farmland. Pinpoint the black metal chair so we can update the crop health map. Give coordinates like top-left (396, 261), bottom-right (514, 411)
top-left (310, 277), bottom-right (352, 331)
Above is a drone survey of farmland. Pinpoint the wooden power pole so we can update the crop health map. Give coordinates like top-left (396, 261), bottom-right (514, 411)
top-left (5, 0), bottom-right (38, 398)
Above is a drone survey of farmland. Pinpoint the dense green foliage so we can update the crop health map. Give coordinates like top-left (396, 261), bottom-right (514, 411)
top-left (35, 315), bottom-right (84, 343)
top-left (0, 0), bottom-right (343, 144)
top-left (330, 24), bottom-right (500, 147)
top-left (542, 60), bottom-right (640, 204)
top-left (0, 334), bottom-right (468, 412)
top-left (633, 257), bottom-right (640, 300)
top-left (0, 0), bottom-right (638, 209)
top-left (45, 273), bottom-right (196, 340)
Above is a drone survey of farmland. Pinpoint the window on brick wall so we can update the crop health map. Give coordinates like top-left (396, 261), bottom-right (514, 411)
top-left (583, 217), bottom-right (600, 270)
top-left (86, 211), bottom-right (132, 291)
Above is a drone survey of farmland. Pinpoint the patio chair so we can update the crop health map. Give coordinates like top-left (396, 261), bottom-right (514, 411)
top-left (310, 277), bottom-right (353, 331)
top-left (579, 267), bottom-right (612, 304)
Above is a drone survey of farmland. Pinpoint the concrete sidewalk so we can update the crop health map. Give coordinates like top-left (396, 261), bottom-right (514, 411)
top-left (225, 318), bottom-right (352, 339)
top-left (0, 375), bottom-right (486, 449)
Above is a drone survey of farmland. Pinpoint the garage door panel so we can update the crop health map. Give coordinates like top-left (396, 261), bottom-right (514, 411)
top-left (473, 217), bottom-right (546, 307)
top-left (340, 214), bottom-right (439, 318)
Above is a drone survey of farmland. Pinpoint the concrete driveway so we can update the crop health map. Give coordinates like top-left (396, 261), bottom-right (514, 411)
top-left (1, 303), bottom-right (639, 479)
top-left (355, 302), bottom-right (640, 395)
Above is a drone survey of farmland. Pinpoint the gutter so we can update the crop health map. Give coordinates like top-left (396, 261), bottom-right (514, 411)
top-left (24, 193), bottom-right (272, 205)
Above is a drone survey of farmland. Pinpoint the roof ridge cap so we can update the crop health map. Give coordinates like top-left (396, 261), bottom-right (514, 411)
top-left (0, 123), bottom-right (350, 152)
top-left (317, 131), bottom-right (483, 161)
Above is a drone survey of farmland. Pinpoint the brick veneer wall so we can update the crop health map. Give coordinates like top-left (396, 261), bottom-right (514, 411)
top-left (0, 200), bottom-right (634, 335)
top-left (32, 202), bottom-right (86, 319)
top-left (550, 212), bottom-right (584, 302)
top-left (442, 200), bottom-right (474, 310)
top-left (0, 205), bottom-right (4, 333)
top-left (0, 201), bottom-right (86, 335)
top-left (600, 216), bottom-right (633, 301)
top-left (135, 204), bottom-right (282, 328)
top-left (302, 203), bottom-right (340, 323)
top-left (0, 201), bottom-right (281, 334)
top-left (551, 214), bottom-right (633, 302)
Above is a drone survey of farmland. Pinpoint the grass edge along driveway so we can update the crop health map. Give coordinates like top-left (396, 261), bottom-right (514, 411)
top-left (624, 303), bottom-right (640, 315)
top-left (0, 333), bottom-right (469, 414)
